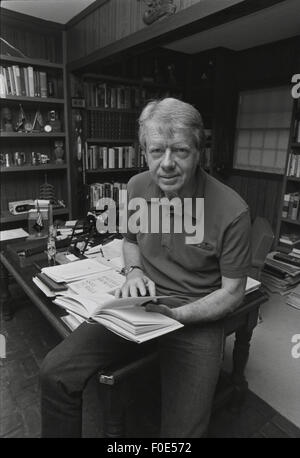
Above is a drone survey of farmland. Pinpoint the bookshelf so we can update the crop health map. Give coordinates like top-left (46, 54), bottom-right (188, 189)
top-left (0, 52), bottom-right (72, 229)
top-left (275, 97), bottom-right (300, 251)
top-left (79, 72), bottom-right (183, 212)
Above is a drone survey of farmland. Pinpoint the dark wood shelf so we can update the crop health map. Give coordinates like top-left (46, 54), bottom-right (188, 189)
top-left (82, 73), bottom-right (182, 91)
top-left (86, 167), bottom-right (143, 174)
top-left (0, 164), bottom-right (67, 173)
top-left (0, 54), bottom-right (63, 69)
top-left (86, 138), bottom-right (136, 143)
top-left (0, 207), bottom-right (69, 224)
top-left (0, 96), bottom-right (64, 104)
top-left (140, 80), bottom-right (182, 92)
top-left (1, 132), bottom-right (66, 138)
top-left (83, 73), bottom-right (140, 85)
top-left (286, 176), bottom-right (300, 182)
top-left (86, 107), bottom-right (139, 113)
top-left (281, 217), bottom-right (300, 226)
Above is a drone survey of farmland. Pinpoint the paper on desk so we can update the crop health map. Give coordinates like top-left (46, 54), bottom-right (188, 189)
top-left (101, 238), bottom-right (123, 260)
top-left (89, 254), bottom-right (124, 270)
top-left (41, 259), bottom-right (111, 283)
top-left (0, 228), bottom-right (29, 241)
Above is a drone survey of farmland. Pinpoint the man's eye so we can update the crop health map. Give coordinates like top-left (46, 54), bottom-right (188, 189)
top-left (150, 149), bottom-right (164, 155)
top-left (173, 148), bottom-right (189, 157)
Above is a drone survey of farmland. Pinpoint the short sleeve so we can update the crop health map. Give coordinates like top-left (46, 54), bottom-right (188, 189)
top-left (219, 210), bottom-right (251, 278)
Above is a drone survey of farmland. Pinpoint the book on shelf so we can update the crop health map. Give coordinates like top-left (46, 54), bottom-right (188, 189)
top-left (84, 80), bottom-right (140, 109)
top-left (282, 193), bottom-right (300, 220)
top-left (287, 153), bottom-right (300, 177)
top-left (0, 63), bottom-right (56, 99)
top-left (84, 145), bottom-right (141, 171)
top-left (294, 118), bottom-right (300, 143)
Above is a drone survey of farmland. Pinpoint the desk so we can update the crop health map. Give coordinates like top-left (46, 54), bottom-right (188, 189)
top-left (0, 241), bottom-right (269, 437)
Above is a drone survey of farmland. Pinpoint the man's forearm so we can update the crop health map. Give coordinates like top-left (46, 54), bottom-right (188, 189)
top-left (175, 286), bottom-right (245, 324)
top-left (123, 238), bottom-right (143, 269)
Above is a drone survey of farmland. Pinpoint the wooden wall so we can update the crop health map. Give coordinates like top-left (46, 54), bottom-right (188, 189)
top-left (66, 0), bottom-right (200, 63)
top-left (0, 8), bottom-right (63, 63)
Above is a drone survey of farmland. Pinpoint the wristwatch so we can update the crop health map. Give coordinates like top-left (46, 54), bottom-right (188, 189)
top-left (124, 265), bottom-right (144, 276)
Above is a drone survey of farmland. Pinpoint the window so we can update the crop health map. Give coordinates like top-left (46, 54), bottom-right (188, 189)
top-left (233, 86), bottom-right (293, 174)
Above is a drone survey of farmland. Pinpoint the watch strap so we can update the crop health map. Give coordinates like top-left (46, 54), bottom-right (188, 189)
top-left (125, 265), bottom-right (143, 276)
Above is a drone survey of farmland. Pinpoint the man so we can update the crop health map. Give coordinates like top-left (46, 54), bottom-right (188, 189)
top-left (40, 98), bottom-right (251, 438)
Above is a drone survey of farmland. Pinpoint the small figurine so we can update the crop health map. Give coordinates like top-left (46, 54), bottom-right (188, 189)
top-left (48, 110), bottom-right (62, 132)
top-left (32, 109), bottom-right (44, 132)
top-left (54, 140), bottom-right (64, 164)
top-left (0, 106), bottom-right (14, 132)
top-left (15, 104), bottom-right (26, 132)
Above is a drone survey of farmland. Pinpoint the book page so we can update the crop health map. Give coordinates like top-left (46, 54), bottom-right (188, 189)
top-left (53, 292), bottom-right (158, 319)
top-left (95, 316), bottom-right (183, 344)
top-left (68, 270), bottom-right (125, 296)
top-left (99, 305), bottom-right (180, 326)
top-left (54, 292), bottom-right (113, 318)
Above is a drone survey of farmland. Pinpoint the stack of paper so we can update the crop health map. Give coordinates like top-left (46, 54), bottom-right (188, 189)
top-left (261, 252), bottom-right (300, 295)
top-left (41, 259), bottom-right (111, 283)
top-left (85, 238), bottom-right (124, 270)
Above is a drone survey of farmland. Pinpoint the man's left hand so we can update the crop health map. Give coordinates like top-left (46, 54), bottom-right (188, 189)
top-left (145, 302), bottom-right (180, 321)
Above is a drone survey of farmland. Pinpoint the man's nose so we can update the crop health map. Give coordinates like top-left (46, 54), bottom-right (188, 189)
top-left (161, 148), bottom-right (175, 169)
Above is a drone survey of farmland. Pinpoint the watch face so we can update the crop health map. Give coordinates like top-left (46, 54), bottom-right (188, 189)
top-left (44, 124), bottom-right (52, 133)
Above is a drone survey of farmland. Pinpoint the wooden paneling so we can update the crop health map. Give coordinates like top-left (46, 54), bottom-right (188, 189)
top-left (67, 0), bottom-right (201, 63)
top-left (0, 8), bottom-right (63, 63)
top-left (223, 172), bottom-right (283, 231)
top-left (67, 0), bottom-right (250, 66)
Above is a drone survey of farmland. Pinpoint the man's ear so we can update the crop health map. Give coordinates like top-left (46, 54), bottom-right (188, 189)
top-left (142, 149), bottom-right (148, 164)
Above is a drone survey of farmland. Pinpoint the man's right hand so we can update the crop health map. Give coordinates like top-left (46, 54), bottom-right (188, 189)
top-left (115, 269), bottom-right (156, 299)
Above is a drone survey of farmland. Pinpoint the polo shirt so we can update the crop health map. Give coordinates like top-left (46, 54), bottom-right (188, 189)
top-left (124, 167), bottom-right (251, 305)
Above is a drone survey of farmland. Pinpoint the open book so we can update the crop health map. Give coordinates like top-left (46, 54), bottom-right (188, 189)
top-left (53, 293), bottom-right (183, 343)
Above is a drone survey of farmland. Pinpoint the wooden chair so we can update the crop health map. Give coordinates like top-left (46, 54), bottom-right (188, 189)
top-left (96, 217), bottom-right (273, 437)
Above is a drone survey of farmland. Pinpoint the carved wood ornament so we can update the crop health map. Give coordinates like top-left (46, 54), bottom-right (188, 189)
top-left (139, 0), bottom-right (177, 25)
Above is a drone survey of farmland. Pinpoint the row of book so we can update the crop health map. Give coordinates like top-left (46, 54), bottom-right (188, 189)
top-left (286, 153), bottom-right (300, 177)
top-left (282, 193), bottom-right (300, 221)
top-left (0, 64), bottom-right (54, 98)
top-left (293, 118), bottom-right (300, 143)
top-left (84, 82), bottom-right (140, 109)
top-left (84, 145), bottom-right (146, 170)
top-left (261, 251), bottom-right (300, 295)
top-left (84, 80), bottom-right (183, 109)
top-left (87, 111), bottom-right (137, 139)
top-left (90, 182), bottom-right (127, 208)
